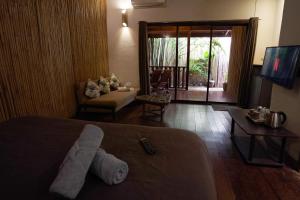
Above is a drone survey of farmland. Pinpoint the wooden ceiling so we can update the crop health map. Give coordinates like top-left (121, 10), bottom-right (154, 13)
top-left (148, 25), bottom-right (232, 38)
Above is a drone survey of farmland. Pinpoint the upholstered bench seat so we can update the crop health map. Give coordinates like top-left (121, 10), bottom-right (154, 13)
top-left (76, 81), bottom-right (138, 119)
top-left (81, 90), bottom-right (137, 111)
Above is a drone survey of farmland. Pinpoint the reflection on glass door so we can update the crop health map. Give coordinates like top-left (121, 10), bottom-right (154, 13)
top-left (175, 26), bottom-right (188, 100)
top-left (208, 28), bottom-right (234, 103)
top-left (176, 26), bottom-right (211, 101)
top-left (148, 25), bottom-right (177, 100)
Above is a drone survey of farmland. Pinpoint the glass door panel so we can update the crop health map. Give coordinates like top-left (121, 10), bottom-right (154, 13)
top-left (175, 26), bottom-right (188, 101)
top-left (176, 25), bottom-right (211, 101)
top-left (148, 25), bottom-right (177, 100)
top-left (208, 27), bottom-right (236, 103)
top-left (147, 23), bottom-right (244, 104)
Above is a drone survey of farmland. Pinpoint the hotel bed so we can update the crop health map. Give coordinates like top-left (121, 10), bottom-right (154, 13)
top-left (0, 117), bottom-right (217, 200)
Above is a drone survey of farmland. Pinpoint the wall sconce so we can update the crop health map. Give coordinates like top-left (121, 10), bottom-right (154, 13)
top-left (122, 9), bottom-right (128, 27)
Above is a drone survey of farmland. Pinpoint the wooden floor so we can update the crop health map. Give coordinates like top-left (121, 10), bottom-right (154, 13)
top-left (76, 103), bottom-right (300, 200)
top-left (169, 87), bottom-right (237, 103)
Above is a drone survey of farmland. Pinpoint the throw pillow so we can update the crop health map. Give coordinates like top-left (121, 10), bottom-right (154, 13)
top-left (85, 79), bottom-right (101, 98)
top-left (99, 76), bottom-right (110, 94)
top-left (109, 73), bottom-right (120, 91)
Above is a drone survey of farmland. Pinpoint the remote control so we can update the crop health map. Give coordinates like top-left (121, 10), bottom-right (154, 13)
top-left (140, 137), bottom-right (156, 155)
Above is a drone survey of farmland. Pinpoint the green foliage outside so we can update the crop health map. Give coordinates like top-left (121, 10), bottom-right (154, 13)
top-left (189, 39), bottom-right (225, 79)
top-left (189, 54), bottom-right (209, 77)
top-left (148, 37), bottom-right (226, 85)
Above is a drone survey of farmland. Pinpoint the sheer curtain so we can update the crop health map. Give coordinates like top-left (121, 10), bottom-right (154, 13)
top-left (227, 17), bottom-right (259, 106)
top-left (227, 26), bottom-right (247, 100)
top-left (238, 17), bottom-right (259, 107)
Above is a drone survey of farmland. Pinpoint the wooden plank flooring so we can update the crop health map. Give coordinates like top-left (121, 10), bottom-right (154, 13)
top-left (76, 103), bottom-right (300, 200)
top-left (169, 88), bottom-right (237, 103)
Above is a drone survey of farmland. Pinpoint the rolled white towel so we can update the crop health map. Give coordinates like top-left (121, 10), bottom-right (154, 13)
top-left (90, 148), bottom-right (129, 185)
top-left (49, 124), bottom-right (104, 199)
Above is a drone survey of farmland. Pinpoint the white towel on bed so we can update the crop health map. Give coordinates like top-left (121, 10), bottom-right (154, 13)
top-left (90, 148), bottom-right (129, 185)
top-left (49, 124), bottom-right (104, 199)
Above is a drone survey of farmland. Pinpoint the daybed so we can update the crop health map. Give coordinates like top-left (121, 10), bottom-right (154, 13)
top-left (76, 81), bottom-right (138, 119)
top-left (0, 117), bottom-right (217, 200)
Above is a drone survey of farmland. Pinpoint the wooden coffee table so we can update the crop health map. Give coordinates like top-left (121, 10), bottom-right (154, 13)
top-left (228, 108), bottom-right (298, 167)
top-left (136, 94), bottom-right (171, 122)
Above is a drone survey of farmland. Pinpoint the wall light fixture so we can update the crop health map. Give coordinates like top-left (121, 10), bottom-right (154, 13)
top-left (122, 9), bottom-right (128, 27)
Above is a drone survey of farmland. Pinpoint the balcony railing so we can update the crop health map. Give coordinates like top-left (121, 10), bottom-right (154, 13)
top-left (149, 66), bottom-right (187, 89)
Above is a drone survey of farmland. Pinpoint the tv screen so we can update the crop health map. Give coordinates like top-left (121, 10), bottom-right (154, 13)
top-left (261, 46), bottom-right (300, 89)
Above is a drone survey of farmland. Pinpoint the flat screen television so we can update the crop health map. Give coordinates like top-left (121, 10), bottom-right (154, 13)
top-left (261, 45), bottom-right (300, 89)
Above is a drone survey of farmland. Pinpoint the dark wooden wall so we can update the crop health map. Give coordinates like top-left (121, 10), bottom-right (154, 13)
top-left (248, 65), bottom-right (272, 108)
top-left (0, 0), bottom-right (108, 122)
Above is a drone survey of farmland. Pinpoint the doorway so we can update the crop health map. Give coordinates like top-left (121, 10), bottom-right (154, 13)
top-left (147, 21), bottom-right (247, 104)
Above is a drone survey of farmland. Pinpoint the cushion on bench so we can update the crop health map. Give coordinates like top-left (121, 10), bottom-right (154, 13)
top-left (83, 90), bottom-right (137, 111)
top-left (76, 81), bottom-right (138, 111)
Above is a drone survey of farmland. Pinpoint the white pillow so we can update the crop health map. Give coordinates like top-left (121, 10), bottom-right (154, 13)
top-left (99, 76), bottom-right (110, 94)
top-left (85, 79), bottom-right (100, 98)
top-left (99, 76), bottom-right (108, 85)
top-left (110, 73), bottom-right (120, 90)
top-left (110, 73), bottom-right (119, 82)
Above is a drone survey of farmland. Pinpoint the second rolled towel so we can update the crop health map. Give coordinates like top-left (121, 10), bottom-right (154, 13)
top-left (90, 148), bottom-right (129, 185)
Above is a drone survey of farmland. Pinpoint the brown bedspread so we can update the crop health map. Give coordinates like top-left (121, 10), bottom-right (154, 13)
top-left (0, 117), bottom-right (217, 200)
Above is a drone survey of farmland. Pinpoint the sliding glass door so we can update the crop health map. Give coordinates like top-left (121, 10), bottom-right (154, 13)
top-left (208, 27), bottom-right (234, 103)
top-left (176, 25), bottom-right (211, 101)
top-left (147, 22), bottom-right (244, 104)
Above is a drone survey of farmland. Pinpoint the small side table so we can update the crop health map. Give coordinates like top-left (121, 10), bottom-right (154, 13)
top-left (228, 108), bottom-right (298, 167)
top-left (136, 94), bottom-right (171, 122)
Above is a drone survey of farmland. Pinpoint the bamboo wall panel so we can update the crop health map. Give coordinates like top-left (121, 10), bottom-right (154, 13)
top-left (0, 66), bottom-right (10, 121)
top-left (0, 1), bottom-right (27, 119)
top-left (36, 0), bottom-right (76, 117)
top-left (68, 0), bottom-right (109, 81)
top-left (6, 0), bottom-right (50, 117)
top-left (0, 0), bottom-right (108, 122)
top-left (0, 2), bottom-right (12, 121)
